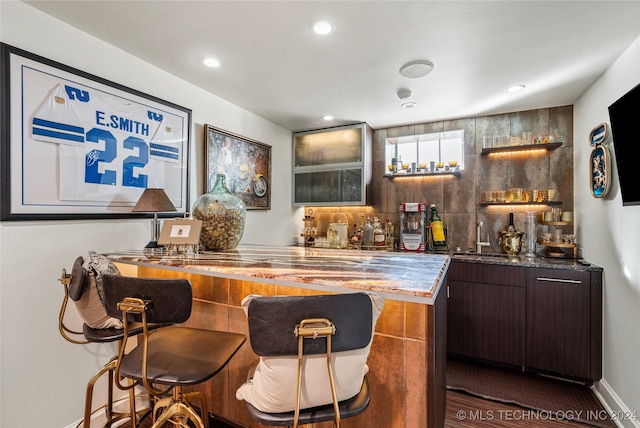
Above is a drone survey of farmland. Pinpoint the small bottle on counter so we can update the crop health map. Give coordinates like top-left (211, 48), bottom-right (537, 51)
top-left (373, 217), bottom-right (386, 249)
top-left (350, 224), bottom-right (359, 245)
top-left (429, 204), bottom-right (447, 249)
top-left (362, 217), bottom-right (374, 249)
top-left (384, 218), bottom-right (394, 249)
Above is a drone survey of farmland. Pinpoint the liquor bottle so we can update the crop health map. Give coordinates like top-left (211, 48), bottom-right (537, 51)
top-left (373, 217), bottom-right (386, 248)
top-left (384, 218), bottom-right (394, 248)
top-left (429, 204), bottom-right (447, 248)
top-left (507, 212), bottom-right (516, 232)
top-left (350, 224), bottom-right (360, 245)
top-left (362, 217), bottom-right (374, 249)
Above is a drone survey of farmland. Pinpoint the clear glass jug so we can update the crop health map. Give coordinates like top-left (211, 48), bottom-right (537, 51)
top-left (524, 212), bottom-right (537, 257)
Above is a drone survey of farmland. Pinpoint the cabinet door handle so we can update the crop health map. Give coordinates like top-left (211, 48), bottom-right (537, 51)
top-left (536, 277), bottom-right (582, 284)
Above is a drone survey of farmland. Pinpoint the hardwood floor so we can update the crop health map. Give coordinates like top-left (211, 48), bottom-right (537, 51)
top-left (114, 381), bottom-right (604, 428)
top-left (126, 391), bottom-right (599, 427)
top-left (445, 390), bottom-right (601, 428)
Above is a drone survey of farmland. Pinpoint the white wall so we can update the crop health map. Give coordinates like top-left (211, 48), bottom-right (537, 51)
top-left (0, 2), bottom-right (301, 427)
top-left (574, 37), bottom-right (640, 427)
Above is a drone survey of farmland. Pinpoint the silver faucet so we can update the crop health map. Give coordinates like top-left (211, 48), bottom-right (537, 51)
top-left (476, 221), bottom-right (490, 254)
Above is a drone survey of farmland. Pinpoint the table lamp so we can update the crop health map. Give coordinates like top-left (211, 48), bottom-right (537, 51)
top-left (132, 188), bottom-right (177, 252)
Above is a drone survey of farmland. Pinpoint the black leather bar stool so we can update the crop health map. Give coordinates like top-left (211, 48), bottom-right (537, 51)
top-left (236, 292), bottom-right (384, 428)
top-left (101, 274), bottom-right (246, 428)
top-left (58, 256), bottom-right (155, 427)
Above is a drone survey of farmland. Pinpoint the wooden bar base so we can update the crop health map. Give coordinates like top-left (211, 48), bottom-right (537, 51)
top-left (135, 266), bottom-right (446, 428)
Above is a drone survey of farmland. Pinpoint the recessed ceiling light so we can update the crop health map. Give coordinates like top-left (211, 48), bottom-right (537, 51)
top-left (401, 102), bottom-right (417, 109)
top-left (322, 115), bottom-right (334, 121)
top-left (313, 21), bottom-right (333, 35)
top-left (507, 84), bottom-right (526, 93)
top-left (203, 58), bottom-right (220, 68)
top-left (399, 60), bottom-right (434, 78)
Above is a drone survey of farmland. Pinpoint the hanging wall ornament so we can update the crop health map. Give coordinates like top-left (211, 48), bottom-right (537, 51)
top-left (588, 122), bottom-right (611, 198)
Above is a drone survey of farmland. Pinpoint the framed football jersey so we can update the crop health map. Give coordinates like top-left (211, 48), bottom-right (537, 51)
top-left (1, 43), bottom-right (191, 221)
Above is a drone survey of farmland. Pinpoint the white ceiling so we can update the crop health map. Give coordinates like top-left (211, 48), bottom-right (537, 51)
top-left (23, 0), bottom-right (640, 132)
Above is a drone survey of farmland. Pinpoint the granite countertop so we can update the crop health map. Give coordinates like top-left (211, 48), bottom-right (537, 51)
top-left (106, 245), bottom-right (450, 304)
top-left (450, 251), bottom-right (603, 271)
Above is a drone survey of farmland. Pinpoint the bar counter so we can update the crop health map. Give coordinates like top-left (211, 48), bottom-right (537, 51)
top-left (107, 245), bottom-right (450, 428)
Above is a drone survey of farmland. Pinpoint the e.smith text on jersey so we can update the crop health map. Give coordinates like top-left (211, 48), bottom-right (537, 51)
top-left (94, 110), bottom-right (151, 137)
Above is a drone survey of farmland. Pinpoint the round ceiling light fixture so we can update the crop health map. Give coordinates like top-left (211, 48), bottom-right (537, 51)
top-left (399, 60), bottom-right (434, 78)
top-left (507, 84), bottom-right (526, 93)
top-left (203, 57), bottom-right (220, 68)
top-left (313, 21), bottom-right (333, 35)
top-left (401, 101), bottom-right (417, 109)
top-left (322, 115), bottom-right (334, 121)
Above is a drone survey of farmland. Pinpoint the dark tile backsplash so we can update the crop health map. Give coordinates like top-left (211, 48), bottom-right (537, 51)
top-left (310, 106), bottom-right (574, 253)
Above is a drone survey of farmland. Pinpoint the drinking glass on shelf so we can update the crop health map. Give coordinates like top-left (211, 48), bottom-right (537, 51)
top-left (483, 136), bottom-right (492, 148)
top-left (531, 190), bottom-right (539, 202)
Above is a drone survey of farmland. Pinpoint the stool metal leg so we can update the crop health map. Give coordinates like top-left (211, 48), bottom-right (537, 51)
top-left (82, 357), bottom-right (145, 428)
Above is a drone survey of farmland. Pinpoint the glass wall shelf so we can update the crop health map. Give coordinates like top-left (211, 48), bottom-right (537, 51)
top-left (481, 142), bottom-right (562, 155)
top-left (384, 171), bottom-right (461, 178)
top-left (480, 201), bottom-right (562, 207)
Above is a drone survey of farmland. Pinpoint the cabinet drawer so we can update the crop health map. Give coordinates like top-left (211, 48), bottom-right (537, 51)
top-left (528, 268), bottom-right (589, 285)
top-left (448, 260), bottom-right (526, 287)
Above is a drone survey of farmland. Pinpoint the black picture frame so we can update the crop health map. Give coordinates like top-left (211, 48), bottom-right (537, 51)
top-left (204, 124), bottom-right (271, 210)
top-left (1, 43), bottom-right (191, 221)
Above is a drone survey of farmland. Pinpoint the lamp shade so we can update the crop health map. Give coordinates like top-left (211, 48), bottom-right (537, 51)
top-left (132, 188), bottom-right (177, 213)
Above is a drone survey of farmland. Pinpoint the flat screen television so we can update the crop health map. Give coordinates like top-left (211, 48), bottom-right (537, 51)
top-left (608, 82), bottom-right (640, 206)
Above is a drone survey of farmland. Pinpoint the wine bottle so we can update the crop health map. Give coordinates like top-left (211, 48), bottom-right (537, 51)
top-left (507, 212), bottom-right (516, 232)
top-left (429, 204), bottom-right (447, 248)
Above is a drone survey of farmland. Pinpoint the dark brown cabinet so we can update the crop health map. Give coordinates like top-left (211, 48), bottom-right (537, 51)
top-left (447, 260), bottom-right (602, 382)
top-left (526, 268), bottom-right (602, 381)
top-left (447, 261), bottom-right (526, 366)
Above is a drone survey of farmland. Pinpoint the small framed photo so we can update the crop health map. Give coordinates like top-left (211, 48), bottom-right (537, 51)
top-left (158, 219), bottom-right (202, 246)
top-left (204, 124), bottom-right (271, 210)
